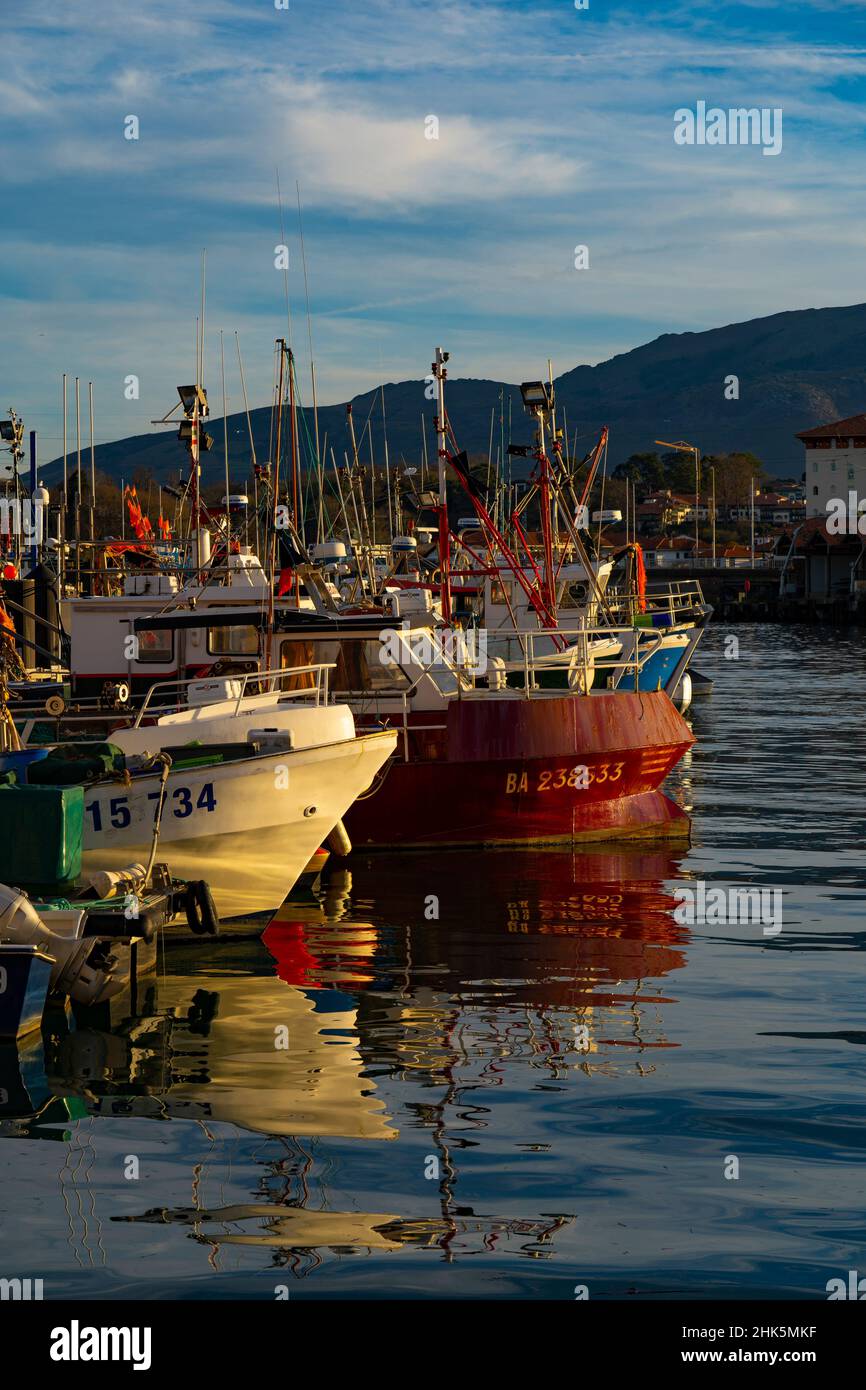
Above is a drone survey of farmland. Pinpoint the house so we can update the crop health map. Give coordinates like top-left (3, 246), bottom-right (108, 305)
top-left (718, 542), bottom-right (755, 566)
top-left (669, 493), bottom-right (710, 521)
top-left (753, 492), bottom-right (805, 525)
top-left (640, 535), bottom-right (758, 569)
top-left (637, 492), bottom-right (695, 526)
top-left (635, 500), bottom-right (670, 533)
top-left (796, 413), bottom-right (866, 519)
top-left (642, 535), bottom-right (713, 567)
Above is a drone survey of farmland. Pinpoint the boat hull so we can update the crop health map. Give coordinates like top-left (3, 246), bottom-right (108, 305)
top-left (345, 690), bottom-right (692, 847)
top-left (80, 732), bottom-right (396, 919)
top-left (0, 945), bottom-right (54, 1042)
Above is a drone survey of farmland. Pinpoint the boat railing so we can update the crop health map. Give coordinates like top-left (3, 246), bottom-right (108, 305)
top-left (644, 577), bottom-right (706, 608)
top-left (393, 695), bottom-right (448, 762)
top-left (604, 577), bottom-right (705, 624)
top-left (315, 620), bottom-right (672, 761)
top-left (133, 663), bottom-right (337, 725)
top-left (495, 622), bottom-right (668, 694)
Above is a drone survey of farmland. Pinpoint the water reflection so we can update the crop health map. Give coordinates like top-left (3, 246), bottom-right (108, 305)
top-left (340, 848), bottom-right (690, 1070)
top-left (117, 1203), bottom-right (574, 1266)
top-left (4, 627), bottom-right (866, 1296)
top-left (0, 847), bottom-right (689, 1271)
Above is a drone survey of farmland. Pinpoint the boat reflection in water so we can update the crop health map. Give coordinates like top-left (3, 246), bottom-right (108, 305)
top-left (0, 845), bottom-right (690, 1275)
top-left (267, 847), bottom-right (690, 1072)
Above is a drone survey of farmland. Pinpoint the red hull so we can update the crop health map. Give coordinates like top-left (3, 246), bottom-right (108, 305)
top-left (345, 689), bottom-right (693, 847)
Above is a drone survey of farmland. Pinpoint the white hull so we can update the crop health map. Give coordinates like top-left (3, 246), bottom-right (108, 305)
top-left (80, 731), bottom-right (396, 919)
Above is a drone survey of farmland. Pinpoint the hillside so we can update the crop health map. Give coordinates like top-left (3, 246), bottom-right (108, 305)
top-left (41, 302), bottom-right (866, 487)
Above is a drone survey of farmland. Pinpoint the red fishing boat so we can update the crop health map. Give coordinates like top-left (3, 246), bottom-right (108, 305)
top-left (237, 602), bottom-right (693, 848)
top-left (343, 682), bottom-right (692, 847)
top-left (127, 597), bottom-right (696, 847)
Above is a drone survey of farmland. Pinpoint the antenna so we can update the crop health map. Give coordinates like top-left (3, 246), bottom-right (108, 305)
top-left (276, 169), bottom-right (293, 350)
top-left (198, 250), bottom-right (206, 390)
top-left (220, 330), bottom-right (230, 552)
top-left (296, 182), bottom-right (323, 540)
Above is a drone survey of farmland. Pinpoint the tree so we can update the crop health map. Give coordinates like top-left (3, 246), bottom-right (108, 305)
top-left (703, 452), bottom-right (765, 508)
top-left (660, 451), bottom-right (699, 494)
top-left (613, 453), bottom-right (665, 491)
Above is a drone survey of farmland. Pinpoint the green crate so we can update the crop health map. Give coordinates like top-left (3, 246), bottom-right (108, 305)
top-left (0, 785), bottom-right (84, 885)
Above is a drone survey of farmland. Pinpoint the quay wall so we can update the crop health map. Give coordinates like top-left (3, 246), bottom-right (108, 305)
top-left (654, 565), bottom-right (866, 625)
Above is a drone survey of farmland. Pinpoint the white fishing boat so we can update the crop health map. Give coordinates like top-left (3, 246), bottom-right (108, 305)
top-left (28, 666), bottom-right (396, 921)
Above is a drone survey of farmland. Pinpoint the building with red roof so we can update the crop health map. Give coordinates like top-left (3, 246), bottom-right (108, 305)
top-left (796, 413), bottom-right (866, 519)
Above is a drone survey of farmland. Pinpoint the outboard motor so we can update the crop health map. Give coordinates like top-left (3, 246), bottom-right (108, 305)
top-left (0, 883), bottom-right (143, 1006)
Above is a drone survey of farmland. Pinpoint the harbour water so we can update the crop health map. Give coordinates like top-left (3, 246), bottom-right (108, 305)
top-left (1, 624), bottom-right (864, 1300)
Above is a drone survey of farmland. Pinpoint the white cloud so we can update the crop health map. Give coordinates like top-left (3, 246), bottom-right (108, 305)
top-left (272, 99), bottom-right (582, 210)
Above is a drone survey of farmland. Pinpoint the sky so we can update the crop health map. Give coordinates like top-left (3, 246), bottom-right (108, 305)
top-left (2, 0), bottom-right (866, 460)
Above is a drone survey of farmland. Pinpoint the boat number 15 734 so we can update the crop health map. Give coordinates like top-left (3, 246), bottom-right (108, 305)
top-left (84, 783), bottom-right (218, 832)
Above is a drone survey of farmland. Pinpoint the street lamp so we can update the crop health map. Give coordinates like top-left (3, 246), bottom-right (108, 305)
top-left (520, 381), bottom-right (553, 414)
top-left (1, 413), bottom-right (24, 453)
top-left (177, 384), bottom-right (209, 418)
top-left (656, 438), bottom-right (701, 559)
top-left (1, 412), bottom-right (25, 479)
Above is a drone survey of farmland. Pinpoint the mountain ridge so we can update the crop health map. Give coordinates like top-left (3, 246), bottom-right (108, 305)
top-left (40, 302), bottom-right (866, 487)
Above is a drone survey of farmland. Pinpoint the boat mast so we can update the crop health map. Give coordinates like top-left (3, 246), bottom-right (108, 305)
top-left (432, 346), bottom-right (451, 625)
top-left (288, 347), bottom-right (301, 607)
top-left (346, 404), bottom-right (376, 594)
top-left (530, 385), bottom-right (557, 619)
top-left (296, 184), bottom-right (323, 544)
top-left (88, 380), bottom-right (96, 546)
top-left (75, 376), bottom-right (81, 592)
top-left (235, 332), bottom-right (259, 553)
top-left (288, 348), bottom-right (300, 537)
top-left (267, 338), bottom-right (288, 663)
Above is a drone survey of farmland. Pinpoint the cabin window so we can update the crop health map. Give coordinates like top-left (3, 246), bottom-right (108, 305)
top-left (836, 438), bottom-right (850, 449)
top-left (490, 581), bottom-right (512, 605)
top-left (207, 624), bottom-right (259, 656)
top-left (136, 628), bottom-right (173, 663)
top-left (278, 638), bottom-right (317, 690)
top-left (324, 639), bottom-right (411, 693)
top-left (560, 578), bottom-right (589, 608)
top-left (426, 663), bottom-right (464, 695)
top-left (365, 640), bottom-right (412, 689)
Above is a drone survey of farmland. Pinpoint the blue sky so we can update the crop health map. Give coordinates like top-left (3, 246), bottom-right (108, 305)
top-left (2, 0), bottom-right (866, 458)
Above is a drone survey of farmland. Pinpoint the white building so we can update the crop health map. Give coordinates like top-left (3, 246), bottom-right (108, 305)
top-left (797, 413), bottom-right (866, 519)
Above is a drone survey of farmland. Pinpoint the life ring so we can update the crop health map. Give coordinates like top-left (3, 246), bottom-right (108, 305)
top-left (184, 880), bottom-right (220, 935)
